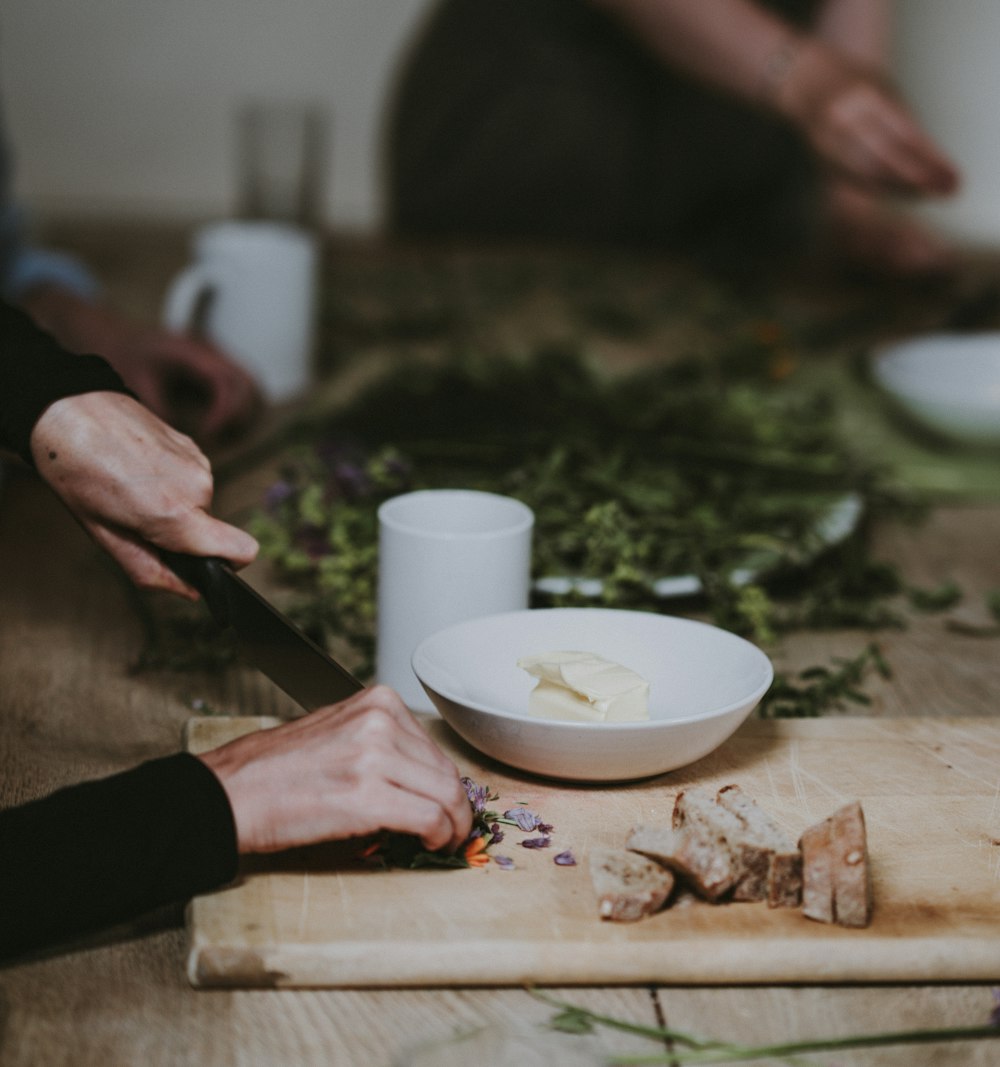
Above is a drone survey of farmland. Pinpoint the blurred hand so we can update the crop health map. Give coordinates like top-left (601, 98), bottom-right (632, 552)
top-left (822, 179), bottom-right (958, 277)
top-left (30, 391), bottom-right (258, 598)
top-left (21, 287), bottom-right (262, 444)
top-left (107, 328), bottom-right (262, 443)
top-left (775, 41), bottom-right (960, 198)
top-left (198, 686), bottom-right (473, 854)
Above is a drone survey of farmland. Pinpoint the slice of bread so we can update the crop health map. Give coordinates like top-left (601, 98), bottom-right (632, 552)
top-left (799, 800), bottom-right (872, 927)
top-left (626, 823), bottom-right (736, 901)
top-left (829, 801), bottom-right (872, 928)
top-left (715, 784), bottom-right (802, 908)
top-left (589, 847), bottom-right (676, 922)
top-left (799, 814), bottom-right (835, 923)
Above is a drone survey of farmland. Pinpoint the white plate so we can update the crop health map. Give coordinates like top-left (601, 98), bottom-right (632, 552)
top-left (534, 492), bottom-right (863, 600)
top-left (412, 607), bottom-right (773, 782)
top-left (872, 332), bottom-right (1000, 445)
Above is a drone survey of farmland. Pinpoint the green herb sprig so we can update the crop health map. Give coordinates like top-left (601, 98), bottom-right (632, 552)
top-left (249, 349), bottom-right (903, 675)
top-left (758, 642), bottom-right (892, 718)
top-left (532, 989), bottom-right (1000, 1065)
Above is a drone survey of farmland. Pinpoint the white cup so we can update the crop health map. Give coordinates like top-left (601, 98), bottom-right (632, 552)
top-left (163, 220), bottom-right (318, 402)
top-left (376, 489), bottom-right (534, 712)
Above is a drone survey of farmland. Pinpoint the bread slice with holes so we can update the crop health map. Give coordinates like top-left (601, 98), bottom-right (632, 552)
top-left (800, 800), bottom-right (872, 927)
top-left (626, 788), bottom-right (744, 900)
top-left (626, 823), bottom-right (734, 901)
top-left (715, 784), bottom-right (802, 908)
top-left (589, 847), bottom-right (676, 922)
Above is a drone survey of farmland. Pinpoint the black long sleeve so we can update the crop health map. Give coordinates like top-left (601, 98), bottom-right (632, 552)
top-left (0, 297), bottom-right (131, 462)
top-left (0, 754), bottom-right (239, 958)
top-left (1, 297), bottom-right (238, 957)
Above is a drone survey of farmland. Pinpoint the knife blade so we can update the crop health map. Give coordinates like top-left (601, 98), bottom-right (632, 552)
top-left (162, 551), bottom-right (364, 712)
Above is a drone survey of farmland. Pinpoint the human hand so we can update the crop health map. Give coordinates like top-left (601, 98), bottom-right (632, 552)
top-left (198, 686), bottom-right (473, 854)
top-left (822, 179), bottom-right (957, 277)
top-left (772, 40), bottom-right (959, 198)
top-left (30, 391), bottom-right (258, 598)
top-left (107, 328), bottom-right (262, 444)
top-left (20, 288), bottom-right (261, 443)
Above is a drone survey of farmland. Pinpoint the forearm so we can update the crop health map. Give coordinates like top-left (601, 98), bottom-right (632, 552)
top-left (0, 298), bottom-right (131, 463)
top-left (0, 753), bottom-right (238, 959)
top-left (814, 0), bottom-right (891, 69)
top-left (590, 0), bottom-right (804, 108)
top-left (20, 284), bottom-right (127, 358)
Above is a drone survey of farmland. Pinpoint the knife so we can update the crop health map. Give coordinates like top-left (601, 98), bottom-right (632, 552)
top-left (162, 551), bottom-right (364, 712)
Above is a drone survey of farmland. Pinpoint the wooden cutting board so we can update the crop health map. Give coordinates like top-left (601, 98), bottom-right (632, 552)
top-left (185, 715), bottom-right (1000, 988)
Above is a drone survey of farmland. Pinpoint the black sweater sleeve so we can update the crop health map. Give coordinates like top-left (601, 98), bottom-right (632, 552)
top-left (0, 299), bottom-right (239, 957)
top-left (0, 297), bottom-right (132, 462)
top-left (0, 753), bottom-right (239, 959)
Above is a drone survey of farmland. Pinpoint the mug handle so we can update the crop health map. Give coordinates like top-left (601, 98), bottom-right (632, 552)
top-left (162, 263), bottom-right (220, 335)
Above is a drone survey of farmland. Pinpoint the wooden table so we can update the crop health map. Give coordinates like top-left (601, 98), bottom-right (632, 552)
top-left (1, 223), bottom-right (999, 1065)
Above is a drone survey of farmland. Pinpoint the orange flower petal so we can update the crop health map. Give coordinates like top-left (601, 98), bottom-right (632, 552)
top-left (464, 836), bottom-right (489, 858)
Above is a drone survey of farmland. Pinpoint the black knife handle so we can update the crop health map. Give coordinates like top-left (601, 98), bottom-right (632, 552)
top-left (161, 551), bottom-right (233, 628)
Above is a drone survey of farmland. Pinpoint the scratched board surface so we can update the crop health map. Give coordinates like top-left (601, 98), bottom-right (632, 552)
top-left (186, 716), bottom-right (1000, 988)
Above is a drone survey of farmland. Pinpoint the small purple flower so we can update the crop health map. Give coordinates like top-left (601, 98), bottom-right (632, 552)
top-left (493, 855), bottom-right (515, 870)
top-left (554, 850), bottom-right (577, 866)
top-left (264, 479), bottom-right (295, 512)
top-left (383, 453), bottom-right (412, 479)
top-left (536, 821), bottom-right (555, 835)
top-left (521, 836), bottom-right (551, 849)
top-left (489, 823), bottom-right (505, 845)
top-left (333, 460), bottom-right (371, 499)
top-left (461, 777), bottom-right (492, 814)
top-left (505, 806), bottom-right (541, 832)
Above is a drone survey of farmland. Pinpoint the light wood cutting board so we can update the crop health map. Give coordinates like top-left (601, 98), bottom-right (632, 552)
top-left (186, 715), bottom-right (1000, 988)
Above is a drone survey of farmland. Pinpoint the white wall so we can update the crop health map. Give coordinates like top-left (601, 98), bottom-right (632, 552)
top-left (0, 0), bottom-right (433, 230)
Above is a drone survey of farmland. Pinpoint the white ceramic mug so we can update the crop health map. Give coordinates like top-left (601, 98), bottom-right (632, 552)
top-left (163, 220), bottom-right (318, 402)
top-left (376, 489), bottom-right (534, 712)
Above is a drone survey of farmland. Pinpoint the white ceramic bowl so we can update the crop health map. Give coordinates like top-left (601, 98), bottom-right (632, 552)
top-left (872, 333), bottom-right (1000, 445)
top-left (411, 608), bottom-right (773, 782)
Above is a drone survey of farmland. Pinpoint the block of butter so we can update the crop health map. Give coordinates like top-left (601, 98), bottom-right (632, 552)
top-left (517, 650), bottom-right (650, 723)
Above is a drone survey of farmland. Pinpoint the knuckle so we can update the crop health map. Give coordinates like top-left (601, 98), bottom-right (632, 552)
top-left (366, 684), bottom-right (406, 713)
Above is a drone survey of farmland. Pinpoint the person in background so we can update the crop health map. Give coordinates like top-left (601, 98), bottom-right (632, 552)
top-left (0, 103), bottom-right (260, 444)
top-left (0, 299), bottom-right (472, 957)
top-left (385, 0), bottom-right (960, 277)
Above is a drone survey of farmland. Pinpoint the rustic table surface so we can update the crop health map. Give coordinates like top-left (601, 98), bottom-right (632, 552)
top-left (1, 223), bottom-right (999, 1066)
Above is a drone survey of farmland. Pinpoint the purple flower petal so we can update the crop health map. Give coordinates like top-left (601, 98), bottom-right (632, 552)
top-left (521, 836), bottom-right (551, 849)
top-left (333, 460), bottom-right (371, 499)
top-left (264, 479), bottom-right (295, 512)
top-left (536, 822), bottom-right (555, 835)
top-left (505, 806), bottom-right (540, 832)
top-left (489, 823), bottom-right (505, 845)
top-left (493, 854), bottom-right (515, 870)
top-left (461, 777), bottom-right (492, 813)
top-left (554, 850), bottom-right (577, 866)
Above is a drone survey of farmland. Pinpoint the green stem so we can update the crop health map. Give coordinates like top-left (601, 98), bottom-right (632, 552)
top-left (609, 1026), bottom-right (1000, 1065)
top-left (528, 990), bottom-right (717, 1050)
